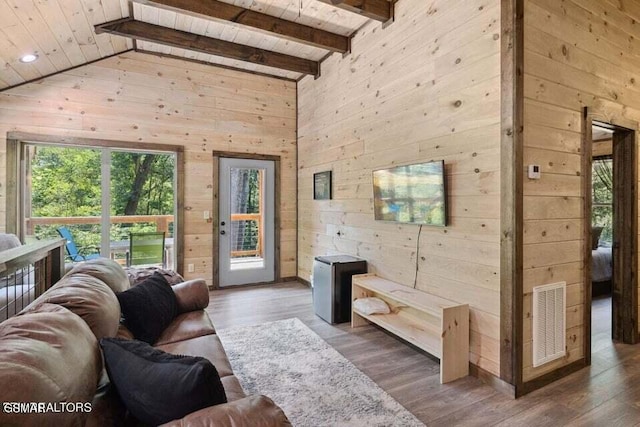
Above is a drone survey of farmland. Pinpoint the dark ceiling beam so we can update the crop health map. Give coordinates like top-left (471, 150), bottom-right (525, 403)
top-left (95, 19), bottom-right (319, 77)
top-left (317, 0), bottom-right (393, 22)
top-left (131, 0), bottom-right (350, 53)
top-left (136, 49), bottom-right (297, 82)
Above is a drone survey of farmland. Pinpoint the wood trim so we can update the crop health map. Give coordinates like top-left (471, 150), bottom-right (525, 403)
top-left (211, 151), bottom-right (282, 290)
top-left (314, 51), bottom-right (335, 80)
top-left (295, 81), bottom-right (300, 287)
top-left (50, 243), bottom-right (65, 284)
top-left (518, 359), bottom-right (587, 397)
top-left (128, 1), bottom-right (138, 51)
top-left (611, 126), bottom-right (638, 344)
top-left (7, 132), bottom-right (184, 154)
top-left (0, 50), bottom-right (134, 94)
top-left (469, 364), bottom-right (516, 399)
top-left (297, 276), bottom-right (311, 287)
top-left (212, 155), bottom-right (220, 289)
top-left (316, 0), bottom-right (392, 22)
top-left (211, 151), bottom-right (281, 162)
top-left (274, 159), bottom-right (282, 285)
top-left (96, 19), bottom-right (320, 77)
top-left (175, 150), bottom-right (185, 276)
top-left (135, 49), bottom-right (298, 83)
top-left (500, 0), bottom-right (524, 387)
top-left (131, 0), bottom-right (350, 53)
top-left (6, 138), bottom-right (19, 236)
top-left (582, 108), bottom-right (593, 365)
top-left (381, 0), bottom-right (398, 29)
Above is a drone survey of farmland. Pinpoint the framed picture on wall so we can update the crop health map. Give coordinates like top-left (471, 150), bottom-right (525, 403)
top-left (313, 171), bottom-right (332, 200)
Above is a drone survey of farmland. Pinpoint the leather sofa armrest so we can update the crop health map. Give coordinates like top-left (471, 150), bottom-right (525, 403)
top-left (160, 395), bottom-right (291, 427)
top-left (171, 279), bottom-right (209, 313)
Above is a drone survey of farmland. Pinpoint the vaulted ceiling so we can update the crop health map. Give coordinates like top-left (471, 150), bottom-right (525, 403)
top-left (0, 0), bottom-right (394, 91)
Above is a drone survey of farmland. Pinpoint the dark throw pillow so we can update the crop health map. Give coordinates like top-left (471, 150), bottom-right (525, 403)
top-left (592, 226), bottom-right (604, 250)
top-left (100, 338), bottom-right (227, 425)
top-left (116, 272), bottom-right (177, 344)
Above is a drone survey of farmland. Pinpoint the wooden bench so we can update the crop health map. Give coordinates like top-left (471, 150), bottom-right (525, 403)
top-left (351, 274), bottom-right (469, 384)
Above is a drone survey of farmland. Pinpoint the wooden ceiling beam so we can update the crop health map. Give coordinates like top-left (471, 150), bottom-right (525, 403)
top-left (95, 19), bottom-right (319, 77)
top-left (131, 0), bottom-right (350, 53)
top-left (317, 0), bottom-right (392, 22)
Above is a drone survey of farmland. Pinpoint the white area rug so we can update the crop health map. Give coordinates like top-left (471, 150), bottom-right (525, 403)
top-left (217, 318), bottom-right (424, 427)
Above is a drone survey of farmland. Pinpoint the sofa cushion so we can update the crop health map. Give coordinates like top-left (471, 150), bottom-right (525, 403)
top-left (117, 272), bottom-right (177, 344)
top-left (0, 233), bottom-right (21, 252)
top-left (154, 311), bottom-right (216, 346)
top-left (159, 395), bottom-right (291, 427)
top-left (25, 273), bottom-right (120, 339)
top-left (172, 279), bottom-right (210, 313)
top-left (101, 338), bottom-right (227, 426)
top-left (0, 303), bottom-right (101, 427)
top-left (221, 375), bottom-right (246, 402)
top-left (68, 258), bottom-right (130, 293)
top-left (156, 334), bottom-right (234, 378)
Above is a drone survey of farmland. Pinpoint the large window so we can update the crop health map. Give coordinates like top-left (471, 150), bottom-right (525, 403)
top-left (592, 158), bottom-right (613, 246)
top-left (23, 144), bottom-right (177, 267)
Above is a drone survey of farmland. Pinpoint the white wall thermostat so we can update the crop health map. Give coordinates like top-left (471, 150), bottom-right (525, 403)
top-left (528, 164), bottom-right (541, 180)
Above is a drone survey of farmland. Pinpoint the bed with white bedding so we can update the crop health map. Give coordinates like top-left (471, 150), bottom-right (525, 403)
top-left (592, 247), bottom-right (612, 282)
top-left (592, 246), bottom-right (612, 296)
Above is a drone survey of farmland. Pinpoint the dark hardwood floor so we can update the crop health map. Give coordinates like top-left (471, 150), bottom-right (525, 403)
top-left (207, 283), bottom-right (640, 426)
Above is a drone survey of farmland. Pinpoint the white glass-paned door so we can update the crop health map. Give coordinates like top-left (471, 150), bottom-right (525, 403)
top-left (219, 158), bottom-right (275, 286)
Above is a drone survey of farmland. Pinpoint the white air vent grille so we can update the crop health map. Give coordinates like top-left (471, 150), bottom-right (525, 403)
top-left (532, 281), bottom-right (566, 368)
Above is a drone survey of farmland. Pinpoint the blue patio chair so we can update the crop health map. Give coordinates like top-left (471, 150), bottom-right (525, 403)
top-left (57, 227), bottom-right (100, 262)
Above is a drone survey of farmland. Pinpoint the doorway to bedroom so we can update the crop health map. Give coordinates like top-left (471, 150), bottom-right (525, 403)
top-left (587, 119), bottom-right (638, 358)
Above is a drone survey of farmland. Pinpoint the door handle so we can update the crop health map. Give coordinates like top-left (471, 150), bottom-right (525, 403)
top-left (220, 230), bottom-right (226, 235)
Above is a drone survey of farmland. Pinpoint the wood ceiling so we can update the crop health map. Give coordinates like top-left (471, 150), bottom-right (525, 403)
top-left (0, 0), bottom-right (393, 91)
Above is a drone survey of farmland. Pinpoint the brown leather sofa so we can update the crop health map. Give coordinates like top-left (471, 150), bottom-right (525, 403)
top-left (0, 258), bottom-right (290, 426)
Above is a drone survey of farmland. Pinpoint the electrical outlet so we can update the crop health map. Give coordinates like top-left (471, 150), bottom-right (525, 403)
top-left (204, 211), bottom-right (210, 219)
top-left (187, 263), bottom-right (195, 273)
top-left (528, 164), bottom-right (541, 179)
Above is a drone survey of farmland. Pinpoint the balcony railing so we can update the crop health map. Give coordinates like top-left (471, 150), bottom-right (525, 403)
top-left (26, 215), bottom-right (175, 235)
top-left (24, 213), bottom-right (263, 261)
top-left (0, 239), bottom-right (65, 322)
top-left (230, 213), bottom-right (262, 258)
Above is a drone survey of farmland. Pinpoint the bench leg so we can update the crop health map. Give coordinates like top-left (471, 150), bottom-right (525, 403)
top-left (351, 310), bottom-right (368, 328)
top-left (351, 283), bottom-right (371, 328)
top-left (440, 304), bottom-right (470, 383)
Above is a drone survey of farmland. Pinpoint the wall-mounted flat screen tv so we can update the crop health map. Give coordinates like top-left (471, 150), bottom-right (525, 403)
top-left (373, 160), bottom-right (447, 226)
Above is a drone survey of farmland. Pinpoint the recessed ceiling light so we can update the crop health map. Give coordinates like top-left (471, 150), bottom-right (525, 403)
top-left (19, 54), bottom-right (38, 63)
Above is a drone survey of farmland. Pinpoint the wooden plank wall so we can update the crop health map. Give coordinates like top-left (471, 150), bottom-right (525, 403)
top-left (0, 51), bottom-right (297, 285)
top-left (297, 0), bottom-right (503, 376)
top-left (522, 0), bottom-right (640, 381)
